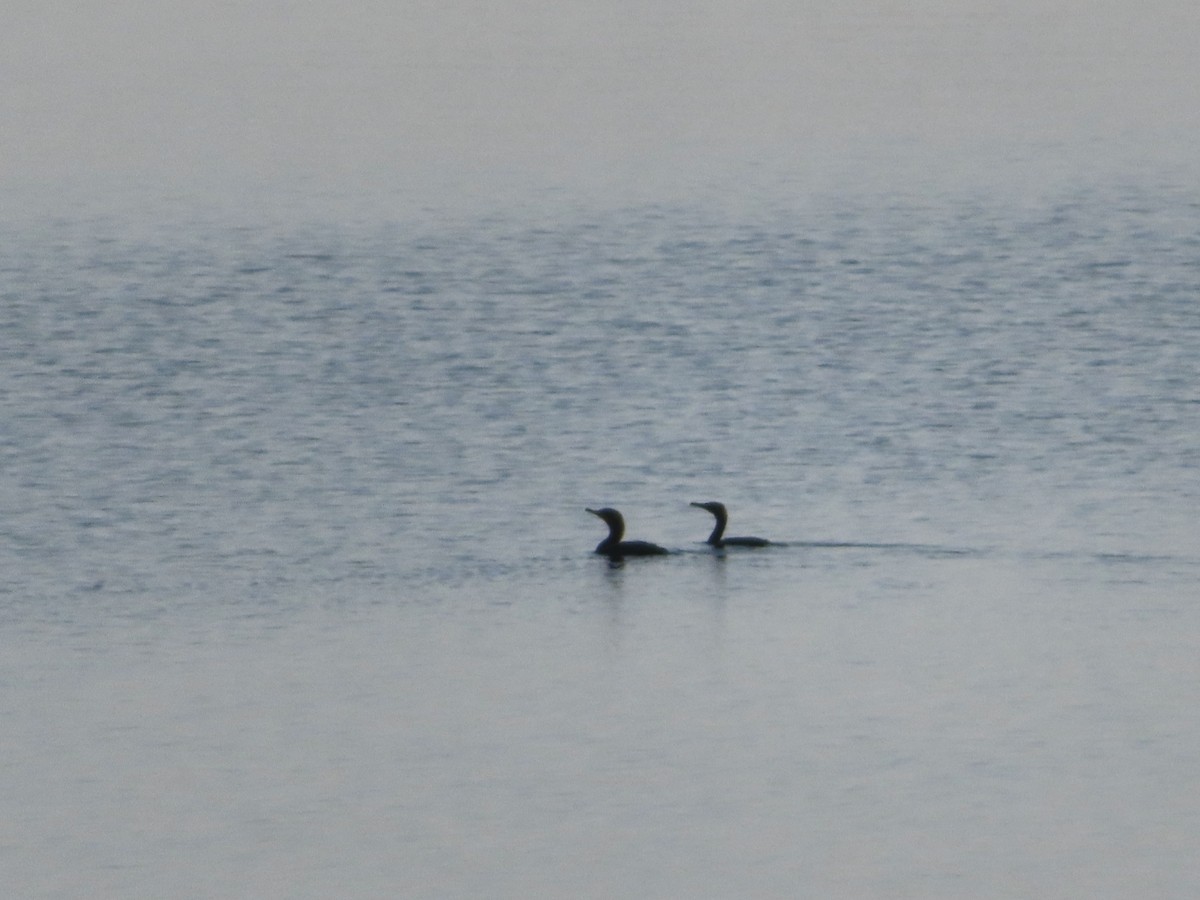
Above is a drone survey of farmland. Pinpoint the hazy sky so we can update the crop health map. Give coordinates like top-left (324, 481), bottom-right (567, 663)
top-left (5, 0), bottom-right (1199, 210)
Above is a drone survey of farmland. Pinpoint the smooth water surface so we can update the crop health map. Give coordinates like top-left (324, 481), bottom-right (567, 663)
top-left (3, 180), bottom-right (1199, 897)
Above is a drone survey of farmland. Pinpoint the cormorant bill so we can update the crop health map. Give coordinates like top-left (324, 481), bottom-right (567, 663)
top-left (586, 507), bottom-right (669, 559)
top-left (690, 501), bottom-right (770, 548)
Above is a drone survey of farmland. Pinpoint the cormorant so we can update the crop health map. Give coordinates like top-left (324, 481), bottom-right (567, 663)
top-left (586, 507), bottom-right (669, 558)
top-left (690, 501), bottom-right (769, 548)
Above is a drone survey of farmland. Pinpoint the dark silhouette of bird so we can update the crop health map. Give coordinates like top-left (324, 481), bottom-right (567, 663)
top-left (690, 501), bottom-right (769, 548)
top-left (586, 507), bottom-right (669, 559)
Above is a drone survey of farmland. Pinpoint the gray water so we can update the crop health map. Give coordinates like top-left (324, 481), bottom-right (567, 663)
top-left (3, 180), bottom-right (1200, 898)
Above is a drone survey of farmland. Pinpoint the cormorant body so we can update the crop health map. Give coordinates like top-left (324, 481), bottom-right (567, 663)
top-left (586, 507), bottom-right (669, 558)
top-left (690, 501), bottom-right (769, 548)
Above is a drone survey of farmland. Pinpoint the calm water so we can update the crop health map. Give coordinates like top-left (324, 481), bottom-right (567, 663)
top-left (3, 180), bottom-right (1200, 898)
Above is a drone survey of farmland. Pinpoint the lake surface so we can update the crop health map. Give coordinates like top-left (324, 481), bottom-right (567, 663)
top-left (3, 177), bottom-right (1199, 898)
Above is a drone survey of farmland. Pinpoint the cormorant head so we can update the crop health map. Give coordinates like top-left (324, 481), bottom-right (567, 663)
top-left (586, 507), bottom-right (625, 538)
top-left (690, 501), bottom-right (728, 520)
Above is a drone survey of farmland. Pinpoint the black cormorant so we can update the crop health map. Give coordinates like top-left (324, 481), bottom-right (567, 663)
top-left (690, 501), bottom-right (769, 548)
top-left (586, 507), bottom-right (669, 558)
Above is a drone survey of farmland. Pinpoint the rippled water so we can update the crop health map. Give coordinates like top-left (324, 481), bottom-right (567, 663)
top-left (3, 180), bottom-right (1199, 897)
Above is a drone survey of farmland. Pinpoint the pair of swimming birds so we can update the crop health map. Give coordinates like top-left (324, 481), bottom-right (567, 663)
top-left (587, 502), bottom-right (769, 559)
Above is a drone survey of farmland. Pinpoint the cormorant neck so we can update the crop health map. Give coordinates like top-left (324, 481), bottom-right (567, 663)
top-left (707, 520), bottom-right (725, 546)
top-left (596, 533), bottom-right (618, 554)
top-left (590, 510), bottom-right (624, 553)
top-left (706, 510), bottom-right (727, 546)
